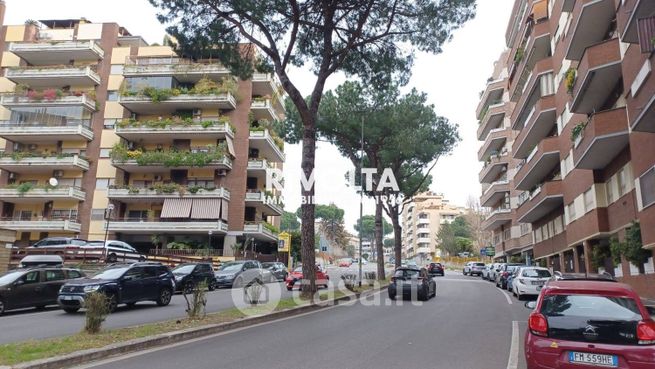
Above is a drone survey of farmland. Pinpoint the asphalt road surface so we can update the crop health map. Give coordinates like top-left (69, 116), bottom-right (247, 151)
top-left (0, 264), bottom-right (381, 344)
top-left (74, 271), bottom-right (532, 369)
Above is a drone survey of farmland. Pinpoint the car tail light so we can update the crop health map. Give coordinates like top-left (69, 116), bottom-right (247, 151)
top-left (637, 320), bottom-right (655, 345)
top-left (502, 272), bottom-right (509, 277)
top-left (528, 312), bottom-right (548, 337)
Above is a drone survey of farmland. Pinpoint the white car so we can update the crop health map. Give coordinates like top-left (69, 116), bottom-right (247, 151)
top-left (86, 240), bottom-right (146, 263)
top-left (488, 263), bottom-right (503, 282)
top-left (511, 266), bottom-right (552, 300)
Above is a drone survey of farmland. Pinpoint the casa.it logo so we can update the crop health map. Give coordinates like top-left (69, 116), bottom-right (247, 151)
top-left (265, 167), bottom-right (402, 204)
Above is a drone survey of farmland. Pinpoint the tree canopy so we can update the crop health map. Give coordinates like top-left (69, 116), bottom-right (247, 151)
top-left (281, 211), bottom-right (300, 232)
top-left (354, 215), bottom-right (392, 242)
top-left (437, 216), bottom-right (475, 256)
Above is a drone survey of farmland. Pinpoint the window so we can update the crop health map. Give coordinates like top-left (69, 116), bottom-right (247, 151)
top-left (104, 119), bottom-right (117, 129)
top-left (554, 216), bottom-right (564, 234)
top-left (584, 189), bottom-right (594, 213)
top-left (21, 271), bottom-right (40, 284)
top-left (107, 91), bottom-right (119, 101)
top-left (618, 168), bottom-right (628, 196)
top-left (95, 178), bottom-right (114, 190)
top-left (68, 270), bottom-right (82, 279)
top-left (607, 178), bottom-right (615, 204)
top-left (51, 209), bottom-right (77, 220)
top-left (45, 269), bottom-right (65, 281)
top-left (110, 65), bottom-right (124, 75)
top-left (568, 203), bottom-right (576, 222)
top-left (91, 209), bottom-right (106, 221)
top-left (99, 149), bottom-right (111, 158)
top-left (640, 167), bottom-right (655, 208)
top-left (123, 267), bottom-right (144, 280)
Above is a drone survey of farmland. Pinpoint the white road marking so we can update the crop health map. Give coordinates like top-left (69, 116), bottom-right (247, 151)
top-left (501, 290), bottom-right (513, 305)
top-left (506, 321), bottom-right (520, 369)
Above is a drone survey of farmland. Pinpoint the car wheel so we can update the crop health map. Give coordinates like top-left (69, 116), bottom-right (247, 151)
top-left (106, 253), bottom-right (118, 263)
top-left (106, 294), bottom-right (118, 313)
top-left (139, 256), bottom-right (146, 262)
top-left (388, 292), bottom-right (396, 300)
top-left (63, 307), bottom-right (79, 314)
top-left (208, 280), bottom-right (216, 291)
top-left (0, 298), bottom-right (5, 315)
top-left (156, 288), bottom-right (172, 306)
top-left (183, 282), bottom-right (195, 294)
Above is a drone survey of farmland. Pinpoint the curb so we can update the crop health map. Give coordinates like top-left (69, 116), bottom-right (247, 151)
top-left (9, 287), bottom-right (387, 369)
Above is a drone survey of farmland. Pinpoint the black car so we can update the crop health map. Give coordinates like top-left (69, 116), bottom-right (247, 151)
top-left (427, 262), bottom-right (445, 276)
top-left (388, 267), bottom-right (436, 301)
top-left (214, 260), bottom-right (263, 288)
top-left (0, 266), bottom-right (84, 315)
top-left (261, 262), bottom-right (288, 281)
top-left (172, 263), bottom-right (217, 293)
top-left (57, 262), bottom-right (175, 313)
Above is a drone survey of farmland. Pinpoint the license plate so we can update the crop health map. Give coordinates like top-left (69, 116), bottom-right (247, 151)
top-left (532, 281), bottom-right (545, 286)
top-left (62, 295), bottom-right (73, 301)
top-left (568, 352), bottom-right (618, 367)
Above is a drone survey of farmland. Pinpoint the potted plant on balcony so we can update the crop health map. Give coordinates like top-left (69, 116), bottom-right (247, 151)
top-left (570, 120), bottom-right (588, 143)
top-left (565, 68), bottom-right (576, 94)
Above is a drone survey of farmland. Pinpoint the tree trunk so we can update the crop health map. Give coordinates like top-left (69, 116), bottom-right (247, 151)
top-left (390, 206), bottom-right (402, 269)
top-left (300, 119), bottom-right (317, 298)
top-left (374, 197), bottom-right (385, 280)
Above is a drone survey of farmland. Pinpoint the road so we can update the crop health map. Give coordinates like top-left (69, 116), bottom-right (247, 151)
top-left (74, 271), bottom-right (532, 369)
top-left (0, 264), bottom-right (380, 344)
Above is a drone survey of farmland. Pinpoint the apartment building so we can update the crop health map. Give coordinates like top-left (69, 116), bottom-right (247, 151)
top-left (478, 0), bottom-right (655, 298)
top-left (401, 192), bottom-right (465, 261)
top-left (0, 4), bottom-right (285, 256)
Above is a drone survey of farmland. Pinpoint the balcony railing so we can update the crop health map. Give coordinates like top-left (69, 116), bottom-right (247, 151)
top-left (512, 95), bottom-right (557, 159)
top-left (0, 94), bottom-right (96, 111)
top-left (5, 65), bottom-right (100, 87)
top-left (248, 129), bottom-right (285, 162)
top-left (476, 78), bottom-right (506, 119)
top-left (570, 38), bottom-right (622, 114)
top-left (118, 92), bottom-right (237, 114)
top-left (479, 151), bottom-right (509, 184)
top-left (477, 101), bottom-right (506, 141)
top-left (0, 186), bottom-right (86, 202)
top-left (244, 191), bottom-right (284, 216)
top-left (115, 120), bottom-right (233, 141)
top-left (0, 217), bottom-right (81, 232)
top-left (514, 136), bottom-right (560, 191)
top-left (243, 222), bottom-right (279, 241)
top-left (8, 40), bottom-right (104, 63)
top-left (517, 180), bottom-right (564, 223)
top-left (478, 127), bottom-right (510, 161)
top-left (480, 179), bottom-right (510, 207)
top-left (565, 0), bottom-right (616, 61)
top-left (482, 206), bottom-right (512, 231)
top-left (123, 57), bottom-right (230, 79)
top-left (572, 107), bottom-right (629, 170)
top-left (108, 186), bottom-right (230, 201)
top-left (0, 120), bottom-right (93, 142)
top-left (0, 154), bottom-right (89, 173)
top-left (108, 218), bottom-right (229, 234)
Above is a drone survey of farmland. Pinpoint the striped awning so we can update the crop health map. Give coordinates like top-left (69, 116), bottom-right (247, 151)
top-left (160, 198), bottom-right (192, 218)
top-left (220, 199), bottom-right (229, 221)
top-left (190, 199), bottom-right (221, 219)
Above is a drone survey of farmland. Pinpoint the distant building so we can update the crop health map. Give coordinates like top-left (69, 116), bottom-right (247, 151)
top-left (401, 192), bottom-right (465, 261)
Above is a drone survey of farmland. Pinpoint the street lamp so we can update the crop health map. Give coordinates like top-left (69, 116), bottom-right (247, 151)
top-left (208, 230), bottom-right (213, 258)
top-left (358, 114), bottom-right (364, 287)
top-left (103, 203), bottom-right (115, 258)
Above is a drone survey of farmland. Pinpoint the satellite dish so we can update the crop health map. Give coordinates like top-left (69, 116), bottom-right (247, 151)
top-left (48, 177), bottom-right (58, 187)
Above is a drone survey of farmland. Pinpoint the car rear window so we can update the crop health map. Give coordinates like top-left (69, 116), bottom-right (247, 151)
top-left (474, 263), bottom-right (485, 267)
top-left (541, 294), bottom-right (643, 345)
top-left (522, 269), bottom-right (551, 278)
top-left (394, 269), bottom-right (419, 279)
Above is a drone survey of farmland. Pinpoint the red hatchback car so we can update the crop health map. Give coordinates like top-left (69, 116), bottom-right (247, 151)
top-left (285, 265), bottom-right (329, 291)
top-left (525, 280), bottom-right (655, 369)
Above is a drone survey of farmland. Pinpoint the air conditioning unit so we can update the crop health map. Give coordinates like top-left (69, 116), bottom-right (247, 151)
top-left (216, 169), bottom-right (227, 177)
top-left (27, 144), bottom-right (38, 151)
top-left (53, 170), bottom-right (64, 178)
top-left (192, 109), bottom-right (202, 116)
top-left (154, 175), bottom-right (163, 181)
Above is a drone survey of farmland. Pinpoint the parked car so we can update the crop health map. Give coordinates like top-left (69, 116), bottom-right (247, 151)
top-left (427, 262), bottom-right (445, 276)
top-left (482, 264), bottom-right (494, 280)
top-left (464, 262), bottom-right (485, 276)
top-left (511, 267), bottom-right (551, 300)
top-left (388, 267), bottom-right (436, 301)
top-left (524, 280), bottom-right (655, 369)
top-left (57, 262), bottom-right (174, 313)
top-left (214, 260), bottom-right (263, 288)
top-left (85, 240), bottom-right (146, 263)
top-left (488, 263), bottom-right (504, 282)
top-left (550, 271), bottom-right (616, 282)
top-left (496, 263), bottom-right (524, 289)
top-left (30, 237), bottom-right (87, 248)
top-left (261, 262), bottom-right (288, 282)
top-left (0, 266), bottom-right (84, 315)
top-left (285, 265), bottom-right (329, 291)
top-left (507, 268), bottom-right (519, 291)
top-left (172, 263), bottom-right (217, 293)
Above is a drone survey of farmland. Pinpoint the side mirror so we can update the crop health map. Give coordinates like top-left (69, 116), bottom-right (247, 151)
top-left (14, 279), bottom-right (25, 286)
top-left (524, 301), bottom-right (537, 309)
top-left (646, 306), bottom-right (655, 317)
top-left (122, 275), bottom-right (134, 281)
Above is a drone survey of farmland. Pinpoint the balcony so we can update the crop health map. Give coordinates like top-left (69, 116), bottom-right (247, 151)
top-left (111, 154), bottom-right (232, 173)
top-left (477, 102), bottom-right (506, 141)
top-left (573, 107), bottom-right (629, 169)
top-left (0, 94), bottom-right (96, 111)
top-left (123, 57), bottom-right (230, 82)
top-left (8, 40), bottom-right (104, 65)
top-left (533, 231), bottom-right (567, 259)
top-left (566, 208), bottom-right (609, 246)
top-left (244, 191), bottom-right (283, 216)
top-left (476, 78), bottom-right (506, 119)
top-left (416, 237), bottom-right (432, 244)
top-left (118, 93), bottom-right (237, 114)
top-left (511, 58), bottom-right (554, 130)
top-left (250, 99), bottom-right (284, 121)
top-left (621, 0), bottom-right (655, 44)
top-left (107, 186), bottom-right (230, 203)
top-left (509, 20), bottom-right (551, 102)
top-left (417, 217), bottom-right (430, 225)
top-left (515, 136), bottom-right (560, 191)
top-left (416, 246), bottom-right (431, 254)
top-left (252, 73), bottom-right (279, 96)
top-left (115, 120), bottom-right (233, 143)
top-left (243, 222), bottom-right (279, 242)
top-left (478, 127), bottom-right (510, 161)
top-left (565, 0), bottom-right (616, 60)
top-left (571, 38), bottom-right (622, 114)
top-left (517, 181), bottom-right (564, 223)
top-left (5, 65), bottom-right (100, 88)
top-left (480, 179), bottom-right (510, 207)
top-left (0, 218), bottom-right (81, 233)
top-left (108, 219), bottom-right (229, 234)
top-left (0, 186), bottom-right (85, 203)
top-left (482, 207), bottom-right (512, 231)
top-left (0, 154), bottom-right (89, 173)
top-left (512, 95), bottom-right (557, 159)
top-left (249, 129), bottom-right (285, 162)
top-left (479, 153), bottom-right (509, 184)
top-left (631, 92), bottom-right (655, 132)
top-left (0, 120), bottom-right (93, 142)
top-left (247, 159), bottom-right (273, 182)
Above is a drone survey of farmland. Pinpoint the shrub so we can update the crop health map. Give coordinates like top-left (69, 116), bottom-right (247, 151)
top-left (16, 182), bottom-right (34, 194)
top-left (570, 121), bottom-right (587, 142)
top-left (84, 292), bottom-right (109, 334)
top-left (622, 222), bottom-right (650, 273)
top-left (183, 281), bottom-right (207, 319)
top-left (244, 280), bottom-right (264, 305)
top-left (565, 68), bottom-right (577, 94)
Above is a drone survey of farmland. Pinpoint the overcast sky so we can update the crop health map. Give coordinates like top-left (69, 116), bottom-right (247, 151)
top-left (4, 0), bottom-right (513, 233)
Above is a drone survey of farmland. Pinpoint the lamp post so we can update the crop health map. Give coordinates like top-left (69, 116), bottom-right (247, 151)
top-left (103, 203), bottom-right (115, 258)
top-left (358, 114), bottom-right (364, 287)
top-left (208, 229), bottom-right (213, 260)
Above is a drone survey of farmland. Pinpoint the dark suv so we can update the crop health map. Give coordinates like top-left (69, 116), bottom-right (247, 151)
top-left (214, 260), bottom-right (263, 288)
top-left (0, 266), bottom-right (84, 315)
top-left (172, 263), bottom-right (217, 293)
top-left (57, 262), bottom-right (175, 313)
top-left (427, 262), bottom-right (445, 276)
